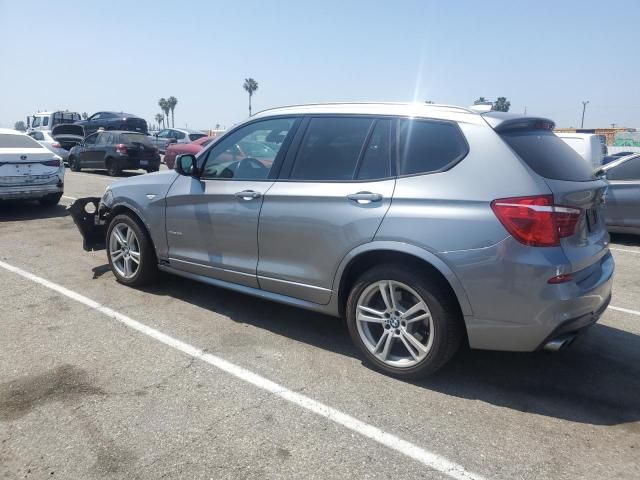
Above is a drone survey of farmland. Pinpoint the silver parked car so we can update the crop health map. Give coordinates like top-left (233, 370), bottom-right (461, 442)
top-left (28, 125), bottom-right (84, 164)
top-left (69, 103), bottom-right (613, 378)
top-left (150, 128), bottom-right (208, 153)
top-left (599, 153), bottom-right (640, 235)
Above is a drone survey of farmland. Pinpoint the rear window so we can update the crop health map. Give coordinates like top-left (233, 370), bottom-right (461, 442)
top-left (120, 133), bottom-right (153, 146)
top-left (500, 130), bottom-right (595, 181)
top-left (0, 134), bottom-right (42, 148)
top-left (189, 133), bottom-right (206, 141)
top-left (398, 119), bottom-right (468, 176)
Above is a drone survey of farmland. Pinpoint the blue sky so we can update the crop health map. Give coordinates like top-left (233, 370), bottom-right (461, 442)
top-left (1, 0), bottom-right (639, 130)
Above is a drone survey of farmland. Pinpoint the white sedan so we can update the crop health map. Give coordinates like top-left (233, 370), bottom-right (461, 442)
top-left (0, 128), bottom-right (65, 205)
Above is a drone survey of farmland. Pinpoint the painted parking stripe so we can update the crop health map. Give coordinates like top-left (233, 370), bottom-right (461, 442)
top-left (62, 195), bottom-right (77, 202)
top-left (609, 305), bottom-right (640, 317)
top-left (609, 247), bottom-right (640, 255)
top-left (0, 259), bottom-right (486, 480)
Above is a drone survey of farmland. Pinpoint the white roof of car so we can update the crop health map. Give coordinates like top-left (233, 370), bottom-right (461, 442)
top-left (251, 102), bottom-right (484, 124)
top-left (0, 128), bottom-right (25, 135)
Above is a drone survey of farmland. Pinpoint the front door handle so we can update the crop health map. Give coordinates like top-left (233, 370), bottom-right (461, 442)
top-left (347, 192), bottom-right (383, 204)
top-left (234, 190), bottom-right (262, 200)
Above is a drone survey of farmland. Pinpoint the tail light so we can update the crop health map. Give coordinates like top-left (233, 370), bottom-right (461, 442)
top-left (41, 159), bottom-right (61, 167)
top-left (115, 144), bottom-right (128, 154)
top-left (491, 195), bottom-right (581, 247)
top-left (51, 142), bottom-right (61, 148)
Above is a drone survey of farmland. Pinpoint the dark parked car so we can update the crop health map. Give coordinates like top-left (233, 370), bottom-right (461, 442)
top-left (68, 131), bottom-right (160, 176)
top-left (75, 111), bottom-right (148, 136)
top-left (602, 151), bottom-right (637, 165)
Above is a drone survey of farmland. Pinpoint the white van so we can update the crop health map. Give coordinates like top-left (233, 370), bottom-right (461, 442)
top-left (27, 111), bottom-right (82, 133)
top-left (555, 132), bottom-right (605, 167)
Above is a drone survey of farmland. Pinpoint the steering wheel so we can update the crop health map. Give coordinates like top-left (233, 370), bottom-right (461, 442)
top-left (237, 157), bottom-right (268, 170)
top-left (235, 157), bottom-right (269, 179)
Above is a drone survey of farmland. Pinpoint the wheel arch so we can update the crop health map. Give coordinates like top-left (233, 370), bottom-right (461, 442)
top-left (333, 242), bottom-right (473, 318)
top-left (108, 203), bottom-right (158, 258)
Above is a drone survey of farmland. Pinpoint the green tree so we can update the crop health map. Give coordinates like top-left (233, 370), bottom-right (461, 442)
top-left (493, 97), bottom-right (511, 112)
top-left (158, 98), bottom-right (170, 127)
top-left (243, 78), bottom-right (259, 116)
top-left (82, 112), bottom-right (89, 119)
top-left (155, 113), bottom-right (165, 129)
top-left (14, 120), bottom-right (26, 131)
top-left (473, 96), bottom-right (489, 105)
top-left (167, 96), bottom-right (178, 127)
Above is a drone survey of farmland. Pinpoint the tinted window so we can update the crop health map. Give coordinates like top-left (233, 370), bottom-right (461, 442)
top-left (84, 134), bottom-right (98, 146)
top-left (30, 132), bottom-right (45, 141)
top-left (173, 130), bottom-right (186, 140)
top-left (189, 133), bottom-right (206, 141)
top-left (357, 119), bottom-right (392, 180)
top-left (157, 129), bottom-right (171, 138)
top-left (120, 133), bottom-right (153, 146)
top-left (398, 119), bottom-right (467, 176)
top-left (501, 130), bottom-right (594, 181)
top-left (201, 118), bottom-right (295, 180)
top-left (96, 132), bottom-right (111, 145)
top-left (32, 117), bottom-right (41, 128)
top-left (90, 113), bottom-right (102, 120)
top-left (0, 134), bottom-right (41, 148)
top-left (43, 117), bottom-right (49, 126)
top-left (607, 157), bottom-right (640, 181)
top-left (291, 117), bottom-right (373, 181)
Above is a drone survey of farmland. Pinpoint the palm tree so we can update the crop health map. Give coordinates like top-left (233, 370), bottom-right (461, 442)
top-left (158, 98), bottom-right (170, 128)
top-left (243, 78), bottom-right (259, 116)
top-left (167, 96), bottom-right (178, 127)
top-left (155, 113), bottom-right (165, 129)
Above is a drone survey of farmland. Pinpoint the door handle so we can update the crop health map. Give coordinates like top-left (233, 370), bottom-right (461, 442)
top-left (347, 192), bottom-right (383, 204)
top-left (234, 190), bottom-right (262, 200)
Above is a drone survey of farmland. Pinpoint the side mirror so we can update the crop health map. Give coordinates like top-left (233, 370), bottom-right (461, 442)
top-left (175, 154), bottom-right (197, 176)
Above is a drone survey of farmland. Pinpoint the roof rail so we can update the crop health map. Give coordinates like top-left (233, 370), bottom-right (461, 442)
top-left (252, 102), bottom-right (476, 116)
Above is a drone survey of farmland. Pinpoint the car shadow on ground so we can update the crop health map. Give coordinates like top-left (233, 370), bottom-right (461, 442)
top-left (0, 201), bottom-right (69, 222)
top-left (610, 233), bottom-right (640, 247)
top-left (139, 273), bottom-right (640, 427)
top-left (78, 170), bottom-right (146, 178)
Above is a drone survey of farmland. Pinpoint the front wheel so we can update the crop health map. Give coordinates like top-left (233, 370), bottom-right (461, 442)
top-left (106, 158), bottom-right (121, 177)
top-left (69, 156), bottom-right (81, 172)
top-left (106, 214), bottom-right (157, 286)
top-left (346, 265), bottom-right (464, 379)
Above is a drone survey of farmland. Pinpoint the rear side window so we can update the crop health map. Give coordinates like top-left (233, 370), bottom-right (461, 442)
top-left (607, 157), bottom-right (640, 180)
top-left (398, 119), bottom-right (468, 176)
top-left (501, 130), bottom-right (594, 181)
top-left (0, 134), bottom-right (42, 148)
top-left (189, 133), bottom-right (206, 141)
top-left (96, 133), bottom-right (112, 145)
top-left (290, 117), bottom-right (373, 181)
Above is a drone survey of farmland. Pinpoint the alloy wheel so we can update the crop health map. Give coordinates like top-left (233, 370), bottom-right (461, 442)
top-left (109, 223), bottom-right (141, 279)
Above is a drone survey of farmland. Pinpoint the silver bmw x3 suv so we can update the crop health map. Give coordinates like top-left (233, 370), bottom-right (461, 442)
top-left (70, 103), bottom-right (613, 378)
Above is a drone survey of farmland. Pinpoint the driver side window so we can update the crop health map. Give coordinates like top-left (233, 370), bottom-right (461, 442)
top-left (84, 134), bottom-right (98, 146)
top-left (200, 118), bottom-right (295, 180)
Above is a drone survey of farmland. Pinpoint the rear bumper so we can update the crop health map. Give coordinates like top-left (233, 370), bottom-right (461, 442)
top-left (118, 155), bottom-right (161, 170)
top-left (68, 197), bottom-right (108, 251)
top-left (0, 182), bottom-right (63, 200)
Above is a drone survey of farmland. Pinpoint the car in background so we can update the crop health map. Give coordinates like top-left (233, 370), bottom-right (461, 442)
top-left (68, 130), bottom-right (160, 176)
top-left (75, 112), bottom-right (148, 136)
top-left (0, 128), bottom-right (65, 205)
top-left (164, 136), bottom-right (215, 169)
top-left (28, 125), bottom-right (85, 164)
top-left (27, 111), bottom-right (82, 133)
top-left (603, 151), bottom-right (636, 165)
top-left (598, 153), bottom-right (640, 235)
top-left (68, 103), bottom-right (613, 379)
top-left (555, 132), bottom-right (604, 167)
top-left (150, 128), bottom-right (208, 153)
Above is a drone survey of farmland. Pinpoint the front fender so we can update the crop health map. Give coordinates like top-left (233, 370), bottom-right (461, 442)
top-left (329, 241), bottom-right (473, 317)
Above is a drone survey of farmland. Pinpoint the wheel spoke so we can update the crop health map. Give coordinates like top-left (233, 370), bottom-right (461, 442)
top-left (399, 334), bottom-right (420, 361)
top-left (125, 227), bottom-right (133, 244)
top-left (111, 251), bottom-right (124, 262)
top-left (400, 301), bottom-right (426, 320)
top-left (379, 282), bottom-right (393, 310)
top-left (389, 282), bottom-right (398, 310)
top-left (124, 257), bottom-right (132, 277)
top-left (113, 227), bottom-right (126, 247)
top-left (401, 329), bottom-right (428, 354)
top-left (405, 312), bottom-right (430, 324)
top-left (378, 331), bottom-right (394, 360)
top-left (129, 250), bottom-right (140, 264)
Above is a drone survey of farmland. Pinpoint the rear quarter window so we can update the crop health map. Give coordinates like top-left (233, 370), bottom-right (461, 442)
top-left (500, 130), bottom-right (595, 182)
top-left (398, 119), bottom-right (468, 176)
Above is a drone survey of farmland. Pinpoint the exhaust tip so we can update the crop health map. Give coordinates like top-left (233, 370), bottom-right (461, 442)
top-left (543, 334), bottom-right (577, 352)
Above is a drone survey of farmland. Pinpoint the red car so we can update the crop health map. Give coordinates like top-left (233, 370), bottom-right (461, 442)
top-left (164, 136), bottom-right (216, 169)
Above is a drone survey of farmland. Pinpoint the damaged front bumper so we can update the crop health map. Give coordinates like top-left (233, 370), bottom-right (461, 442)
top-left (68, 197), bottom-right (110, 251)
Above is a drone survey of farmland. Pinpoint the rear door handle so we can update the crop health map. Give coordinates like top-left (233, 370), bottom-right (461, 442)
top-left (234, 190), bottom-right (262, 200)
top-left (347, 192), bottom-right (383, 204)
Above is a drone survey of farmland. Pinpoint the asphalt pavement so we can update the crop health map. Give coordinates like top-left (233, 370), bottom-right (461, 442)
top-left (0, 167), bottom-right (639, 479)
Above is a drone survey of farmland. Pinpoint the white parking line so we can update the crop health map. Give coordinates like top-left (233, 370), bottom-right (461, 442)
top-left (609, 305), bottom-right (640, 317)
top-left (0, 259), bottom-right (485, 480)
top-left (61, 195), bottom-right (77, 202)
top-left (609, 247), bottom-right (640, 255)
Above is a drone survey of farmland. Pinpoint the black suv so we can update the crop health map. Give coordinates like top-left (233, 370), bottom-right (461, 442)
top-left (75, 111), bottom-right (148, 136)
top-left (68, 131), bottom-right (161, 176)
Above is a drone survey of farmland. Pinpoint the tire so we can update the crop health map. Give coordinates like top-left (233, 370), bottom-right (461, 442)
top-left (39, 192), bottom-right (63, 206)
top-left (106, 158), bottom-right (121, 177)
top-left (69, 156), bottom-right (81, 172)
top-left (106, 214), bottom-right (158, 286)
top-left (346, 264), bottom-right (464, 379)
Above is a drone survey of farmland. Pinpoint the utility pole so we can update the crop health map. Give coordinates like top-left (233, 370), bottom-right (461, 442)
top-left (580, 100), bottom-right (589, 128)
top-left (610, 123), bottom-right (617, 128)
top-left (524, 106), bottom-right (527, 115)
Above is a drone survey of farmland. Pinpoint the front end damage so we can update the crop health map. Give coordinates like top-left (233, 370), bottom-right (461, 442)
top-left (68, 197), bottom-right (110, 251)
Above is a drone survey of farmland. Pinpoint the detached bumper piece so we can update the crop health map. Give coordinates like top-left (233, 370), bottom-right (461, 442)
top-left (68, 197), bottom-right (108, 251)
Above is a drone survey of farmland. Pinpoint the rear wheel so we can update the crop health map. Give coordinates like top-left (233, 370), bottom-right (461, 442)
top-left (346, 265), bottom-right (463, 379)
top-left (69, 156), bottom-right (81, 172)
top-left (39, 192), bottom-right (62, 206)
top-left (106, 158), bottom-right (121, 176)
top-left (106, 214), bottom-right (157, 286)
